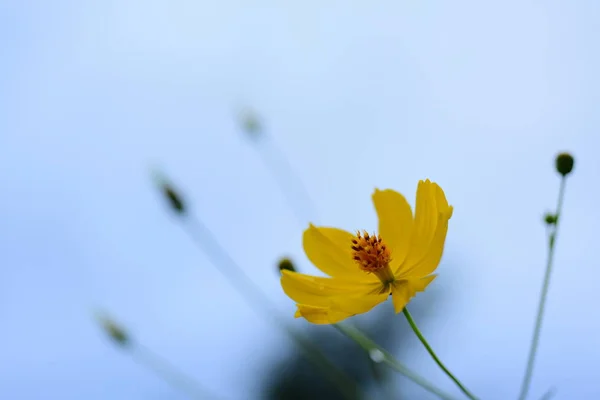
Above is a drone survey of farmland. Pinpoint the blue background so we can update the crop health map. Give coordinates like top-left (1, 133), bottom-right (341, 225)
top-left (1, 1), bottom-right (598, 399)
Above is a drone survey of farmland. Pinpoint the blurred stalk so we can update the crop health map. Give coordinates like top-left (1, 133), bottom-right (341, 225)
top-left (518, 152), bottom-right (573, 400)
top-left (366, 352), bottom-right (391, 399)
top-left (238, 108), bottom-right (318, 226)
top-left (402, 308), bottom-right (478, 400)
top-left (131, 344), bottom-right (221, 400)
top-left (538, 387), bottom-right (556, 400)
top-left (333, 323), bottom-right (459, 400)
top-left (97, 313), bottom-right (219, 400)
top-left (239, 109), bottom-right (388, 390)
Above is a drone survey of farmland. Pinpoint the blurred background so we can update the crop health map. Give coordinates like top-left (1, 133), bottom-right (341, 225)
top-left (1, 1), bottom-right (599, 399)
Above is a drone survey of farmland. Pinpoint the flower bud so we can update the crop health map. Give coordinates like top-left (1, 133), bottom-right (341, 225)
top-left (163, 183), bottom-right (185, 214)
top-left (555, 152), bottom-right (574, 176)
top-left (96, 313), bottom-right (130, 347)
top-left (278, 257), bottom-right (296, 273)
top-left (151, 170), bottom-right (186, 215)
top-left (543, 213), bottom-right (557, 225)
top-left (239, 108), bottom-right (263, 141)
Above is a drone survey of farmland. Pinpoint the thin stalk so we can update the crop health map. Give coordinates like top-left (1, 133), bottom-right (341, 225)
top-left (333, 323), bottom-right (460, 400)
top-left (402, 308), bottom-right (478, 400)
top-left (95, 287), bottom-right (217, 399)
top-left (518, 177), bottom-right (567, 400)
top-left (538, 387), bottom-right (557, 400)
top-left (255, 133), bottom-right (319, 226)
top-left (131, 343), bottom-right (222, 400)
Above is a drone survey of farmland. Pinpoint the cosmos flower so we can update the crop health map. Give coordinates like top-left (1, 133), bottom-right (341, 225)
top-left (281, 179), bottom-right (453, 324)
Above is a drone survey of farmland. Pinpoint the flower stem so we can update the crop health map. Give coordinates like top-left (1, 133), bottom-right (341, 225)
top-left (333, 323), bottom-right (460, 400)
top-left (518, 176), bottom-right (568, 400)
top-left (97, 312), bottom-right (221, 399)
top-left (256, 134), bottom-right (319, 226)
top-left (240, 111), bottom-right (319, 226)
top-left (402, 308), bottom-right (478, 400)
top-left (131, 343), bottom-right (222, 400)
top-left (537, 387), bottom-right (557, 400)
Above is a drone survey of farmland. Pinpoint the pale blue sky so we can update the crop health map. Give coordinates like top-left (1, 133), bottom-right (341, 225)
top-left (1, 1), bottom-right (599, 399)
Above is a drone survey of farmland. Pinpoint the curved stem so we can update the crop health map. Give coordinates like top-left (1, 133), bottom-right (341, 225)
top-left (333, 323), bottom-right (460, 400)
top-left (518, 177), bottom-right (567, 400)
top-left (402, 308), bottom-right (478, 400)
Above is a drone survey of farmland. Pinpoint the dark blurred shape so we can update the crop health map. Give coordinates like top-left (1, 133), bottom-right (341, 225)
top-left (239, 108), bottom-right (263, 141)
top-left (543, 213), bottom-right (557, 226)
top-left (152, 171), bottom-right (187, 215)
top-left (97, 314), bottom-right (130, 347)
top-left (539, 387), bottom-right (557, 400)
top-left (163, 184), bottom-right (186, 214)
top-left (262, 281), bottom-right (447, 400)
top-left (278, 257), bottom-right (297, 273)
top-left (555, 152), bottom-right (574, 176)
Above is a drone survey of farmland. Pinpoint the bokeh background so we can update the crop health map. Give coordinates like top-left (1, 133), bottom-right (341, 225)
top-left (1, 1), bottom-right (599, 399)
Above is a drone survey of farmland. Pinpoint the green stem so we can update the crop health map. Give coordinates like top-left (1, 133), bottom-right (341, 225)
top-left (333, 323), bottom-right (460, 400)
top-left (402, 308), bottom-right (478, 400)
top-left (518, 177), bottom-right (567, 400)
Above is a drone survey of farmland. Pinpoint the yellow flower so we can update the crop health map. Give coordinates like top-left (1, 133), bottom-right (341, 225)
top-left (281, 179), bottom-right (453, 324)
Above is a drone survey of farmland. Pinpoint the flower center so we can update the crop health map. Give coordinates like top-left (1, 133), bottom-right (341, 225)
top-left (351, 230), bottom-right (395, 285)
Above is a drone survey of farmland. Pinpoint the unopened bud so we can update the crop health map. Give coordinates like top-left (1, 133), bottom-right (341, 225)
top-left (278, 257), bottom-right (296, 273)
top-left (555, 152), bottom-right (574, 176)
top-left (163, 184), bottom-right (186, 214)
top-left (544, 213), bottom-right (558, 225)
top-left (96, 313), bottom-right (130, 346)
top-left (239, 109), bottom-right (263, 140)
top-left (151, 170), bottom-right (187, 215)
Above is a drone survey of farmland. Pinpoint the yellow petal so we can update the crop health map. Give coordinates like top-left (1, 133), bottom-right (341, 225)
top-left (294, 304), bottom-right (353, 324)
top-left (281, 270), bottom-right (369, 307)
top-left (372, 188), bottom-right (413, 269)
top-left (329, 290), bottom-right (389, 315)
top-left (400, 184), bottom-right (452, 278)
top-left (401, 213), bottom-right (451, 278)
top-left (391, 275), bottom-right (437, 313)
top-left (399, 180), bottom-right (440, 273)
top-left (303, 224), bottom-right (372, 279)
top-left (433, 182), bottom-right (453, 220)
